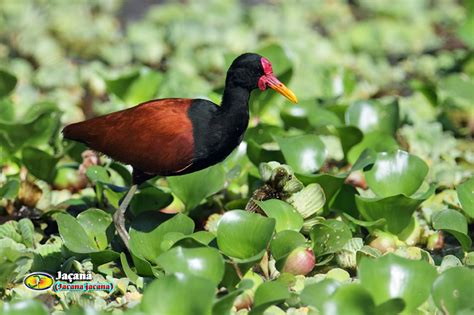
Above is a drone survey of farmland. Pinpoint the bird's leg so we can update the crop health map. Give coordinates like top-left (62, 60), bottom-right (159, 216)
top-left (113, 184), bottom-right (138, 249)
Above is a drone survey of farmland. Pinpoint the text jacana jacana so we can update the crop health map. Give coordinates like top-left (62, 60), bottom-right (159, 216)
top-left (62, 53), bottom-right (298, 248)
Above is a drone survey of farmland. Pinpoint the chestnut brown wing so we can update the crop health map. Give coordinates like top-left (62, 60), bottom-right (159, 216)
top-left (63, 99), bottom-right (195, 175)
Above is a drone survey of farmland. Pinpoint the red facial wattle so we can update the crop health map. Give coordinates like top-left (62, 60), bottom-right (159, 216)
top-left (258, 57), bottom-right (298, 103)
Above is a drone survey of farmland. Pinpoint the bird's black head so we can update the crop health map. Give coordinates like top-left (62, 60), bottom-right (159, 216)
top-left (225, 53), bottom-right (298, 103)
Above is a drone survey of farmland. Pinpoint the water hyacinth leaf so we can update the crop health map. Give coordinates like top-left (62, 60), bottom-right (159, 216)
top-left (250, 280), bottom-right (290, 315)
top-left (308, 106), bottom-right (343, 127)
top-left (336, 126), bottom-right (364, 157)
top-left (359, 254), bottom-right (437, 313)
top-left (365, 150), bottom-right (428, 198)
top-left (287, 183), bottom-right (325, 218)
top-left (322, 284), bottom-right (376, 315)
top-left (105, 70), bottom-right (139, 101)
top-left (432, 209), bottom-right (472, 251)
top-left (212, 287), bottom-right (245, 315)
top-left (345, 99), bottom-right (399, 135)
top-left (0, 110), bottom-right (59, 154)
top-left (347, 132), bottom-right (399, 165)
top-left (431, 267), bottom-right (474, 314)
top-left (86, 165), bottom-right (110, 183)
top-left (270, 230), bottom-right (307, 260)
top-left (280, 103), bottom-right (310, 130)
top-left (0, 69), bottom-right (17, 97)
top-left (355, 185), bottom-right (434, 234)
top-left (124, 69), bottom-right (162, 105)
top-left (141, 273), bottom-right (215, 315)
top-left (300, 278), bottom-right (340, 310)
top-left (2, 299), bottom-right (48, 315)
top-left (247, 139), bottom-right (285, 166)
top-left (130, 185), bottom-right (173, 216)
top-left (168, 164), bottom-right (225, 211)
top-left (76, 208), bottom-right (113, 250)
top-left (457, 177), bottom-right (474, 218)
top-left (22, 147), bottom-right (59, 184)
top-left (55, 213), bottom-right (100, 253)
top-left (296, 173), bottom-right (346, 206)
top-left (0, 178), bottom-right (20, 200)
top-left (129, 212), bottom-right (194, 264)
top-left (255, 199), bottom-right (303, 232)
top-left (310, 219), bottom-right (352, 256)
top-left (18, 218), bottom-right (35, 249)
top-left (275, 135), bottom-right (327, 174)
top-left (156, 246), bottom-right (225, 285)
top-left (216, 210), bottom-right (275, 262)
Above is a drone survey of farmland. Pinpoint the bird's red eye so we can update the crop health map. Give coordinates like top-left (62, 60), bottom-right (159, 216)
top-left (260, 57), bottom-right (273, 75)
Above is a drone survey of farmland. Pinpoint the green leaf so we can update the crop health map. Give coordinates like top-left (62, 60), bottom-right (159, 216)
top-left (355, 185), bottom-right (434, 234)
top-left (55, 213), bottom-right (99, 253)
top-left (310, 219), bottom-right (352, 256)
top-left (141, 274), bottom-right (215, 315)
top-left (359, 254), bottom-right (437, 313)
top-left (125, 69), bottom-right (162, 104)
top-left (365, 150), bottom-right (428, 198)
top-left (255, 199), bottom-right (303, 232)
top-left (0, 69), bottom-right (17, 98)
top-left (129, 212), bottom-right (195, 264)
top-left (247, 139), bottom-right (285, 166)
top-left (347, 132), bottom-right (399, 165)
top-left (168, 164), bottom-right (225, 211)
top-left (18, 219), bottom-right (35, 248)
top-left (336, 126), bottom-right (364, 158)
top-left (296, 173), bottom-right (347, 206)
top-left (300, 278), bottom-right (340, 310)
top-left (457, 177), bottom-right (474, 218)
top-left (55, 209), bottom-right (113, 253)
top-left (2, 300), bottom-right (48, 315)
top-left (130, 185), bottom-right (173, 216)
top-left (432, 209), bottom-right (472, 251)
top-left (216, 210), bottom-right (275, 262)
top-left (76, 208), bottom-right (113, 250)
top-left (157, 246), bottom-right (225, 285)
top-left (286, 183), bottom-right (325, 219)
top-left (275, 135), bottom-right (327, 174)
top-left (322, 284), bottom-right (376, 315)
top-left (345, 99), bottom-right (399, 135)
top-left (212, 288), bottom-right (244, 315)
top-left (0, 178), bottom-right (20, 200)
top-left (432, 267), bottom-right (474, 315)
top-left (22, 147), bottom-right (59, 183)
top-left (250, 280), bottom-right (290, 315)
top-left (86, 165), bottom-right (110, 183)
top-left (270, 230), bottom-right (307, 260)
top-left (120, 252), bottom-right (140, 284)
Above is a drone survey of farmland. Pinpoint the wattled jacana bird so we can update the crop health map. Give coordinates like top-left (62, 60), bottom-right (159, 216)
top-left (62, 53), bottom-right (298, 249)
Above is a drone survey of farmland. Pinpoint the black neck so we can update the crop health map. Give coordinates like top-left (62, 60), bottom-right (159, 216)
top-left (220, 85), bottom-right (250, 113)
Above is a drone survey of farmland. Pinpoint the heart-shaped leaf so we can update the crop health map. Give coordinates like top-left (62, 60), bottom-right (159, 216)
top-left (55, 209), bottom-right (113, 253)
top-left (129, 212), bottom-right (194, 264)
top-left (359, 254), bottom-right (437, 313)
top-left (347, 132), bottom-right (399, 165)
top-left (0, 69), bottom-right (17, 98)
top-left (130, 185), bottom-right (173, 216)
top-left (431, 267), bottom-right (474, 314)
top-left (355, 185), bottom-right (434, 234)
top-left (432, 209), bottom-right (472, 251)
top-left (250, 280), bottom-right (290, 315)
top-left (345, 99), bottom-right (399, 135)
top-left (457, 177), bottom-right (474, 218)
top-left (216, 210), bottom-right (275, 262)
top-left (141, 273), bottom-right (215, 315)
top-left (365, 150), bottom-right (428, 198)
top-left (22, 147), bottom-right (59, 184)
top-left (310, 219), bottom-right (352, 256)
top-left (270, 230), bottom-right (307, 260)
top-left (300, 278), bottom-right (340, 310)
top-left (275, 135), bottom-right (327, 174)
top-left (255, 199), bottom-right (303, 232)
top-left (157, 246), bottom-right (225, 285)
top-left (321, 283), bottom-right (376, 315)
top-left (168, 164), bottom-right (225, 211)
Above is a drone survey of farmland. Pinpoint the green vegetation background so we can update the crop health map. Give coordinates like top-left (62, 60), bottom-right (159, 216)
top-left (0, 0), bottom-right (473, 314)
